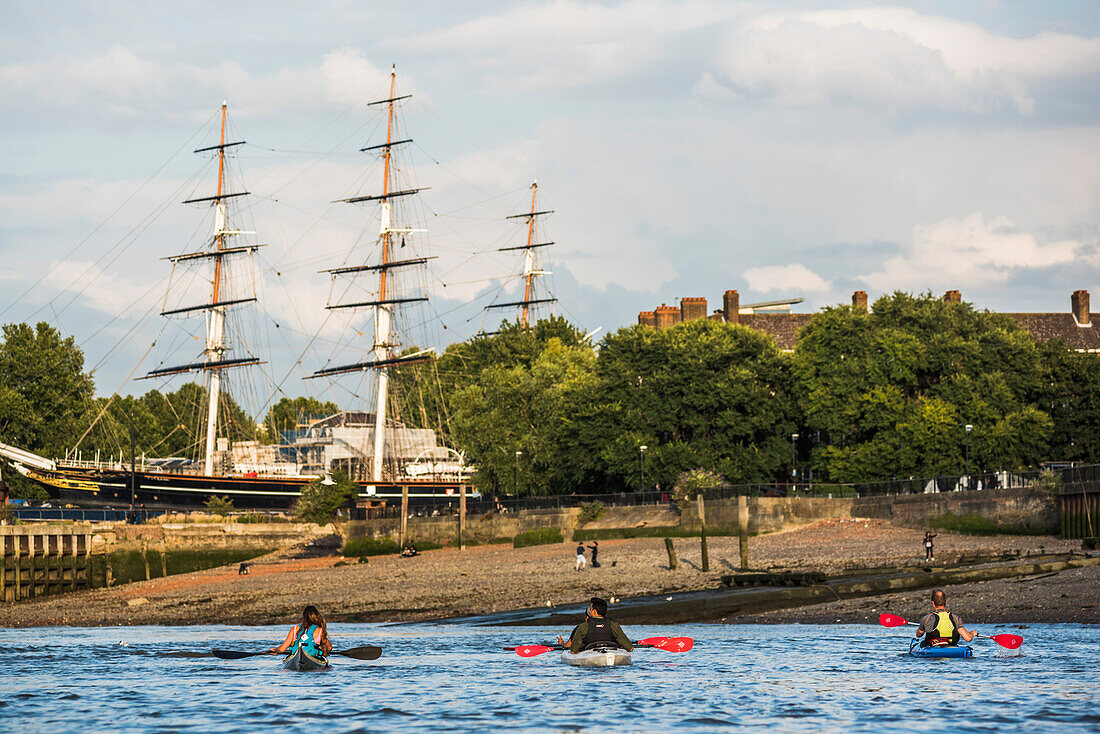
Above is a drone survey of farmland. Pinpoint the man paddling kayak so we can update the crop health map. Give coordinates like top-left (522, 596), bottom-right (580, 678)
top-left (556, 597), bottom-right (634, 652)
top-left (914, 589), bottom-right (977, 647)
top-left (269, 605), bottom-right (333, 657)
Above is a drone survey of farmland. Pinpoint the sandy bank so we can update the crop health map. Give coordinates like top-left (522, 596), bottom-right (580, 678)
top-left (1, 519), bottom-right (1091, 627)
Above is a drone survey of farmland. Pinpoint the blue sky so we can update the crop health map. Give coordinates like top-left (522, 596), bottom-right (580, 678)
top-left (1, 1), bottom-right (1098, 414)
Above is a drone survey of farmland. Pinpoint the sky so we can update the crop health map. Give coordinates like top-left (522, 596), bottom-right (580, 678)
top-left (1, 0), bottom-right (1098, 414)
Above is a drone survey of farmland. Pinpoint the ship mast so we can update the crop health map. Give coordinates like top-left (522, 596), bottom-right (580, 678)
top-left (486, 181), bottom-right (557, 326)
top-left (142, 102), bottom-right (263, 474)
top-left (309, 67), bottom-right (433, 484)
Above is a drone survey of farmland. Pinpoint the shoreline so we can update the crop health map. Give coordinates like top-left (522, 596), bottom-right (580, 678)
top-left (1, 519), bottom-right (1095, 628)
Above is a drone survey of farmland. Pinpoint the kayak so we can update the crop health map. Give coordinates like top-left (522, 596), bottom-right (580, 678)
top-left (561, 646), bottom-right (632, 667)
top-left (909, 639), bottom-right (972, 659)
top-left (283, 647), bottom-right (330, 671)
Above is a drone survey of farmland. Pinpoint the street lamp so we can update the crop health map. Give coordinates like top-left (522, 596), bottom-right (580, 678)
top-left (639, 445), bottom-right (647, 492)
top-left (790, 433), bottom-right (799, 484)
top-left (514, 450), bottom-right (522, 495)
top-left (964, 425), bottom-right (973, 485)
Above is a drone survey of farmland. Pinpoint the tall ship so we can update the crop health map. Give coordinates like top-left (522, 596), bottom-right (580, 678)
top-left (0, 77), bottom-right (474, 510)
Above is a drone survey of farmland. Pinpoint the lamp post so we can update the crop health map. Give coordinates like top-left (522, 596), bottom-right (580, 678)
top-left (514, 450), bottom-right (522, 495)
top-left (964, 425), bottom-right (973, 485)
top-left (790, 433), bottom-right (799, 485)
top-left (639, 445), bottom-right (647, 492)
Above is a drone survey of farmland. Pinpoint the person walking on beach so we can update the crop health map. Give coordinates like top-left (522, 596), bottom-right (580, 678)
top-left (587, 541), bottom-right (601, 568)
top-left (269, 605), bottom-right (333, 657)
top-left (914, 589), bottom-right (976, 648)
top-left (556, 597), bottom-right (633, 652)
top-left (923, 531), bottom-right (937, 561)
top-left (575, 542), bottom-right (587, 570)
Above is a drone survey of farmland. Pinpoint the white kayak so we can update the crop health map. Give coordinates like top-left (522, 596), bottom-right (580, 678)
top-left (561, 647), bottom-right (632, 667)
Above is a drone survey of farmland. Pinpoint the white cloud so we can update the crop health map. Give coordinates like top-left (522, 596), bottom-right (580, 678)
top-left (743, 263), bottom-right (830, 293)
top-left (0, 269), bottom-right (23, 281)
top-left (42, 259), bottom-right (164, 316)
top-left (0, 47), bottom-right (404, 119)
top-left (708, 7), bottom-right (1100, 113)
top-left (396, 0), bottom-right (742, 92)
top-left (859, 213), bottom-right (1080, 290)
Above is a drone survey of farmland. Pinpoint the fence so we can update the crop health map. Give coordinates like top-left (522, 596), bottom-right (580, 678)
top-left (0, 528), bottom-right (97, 602)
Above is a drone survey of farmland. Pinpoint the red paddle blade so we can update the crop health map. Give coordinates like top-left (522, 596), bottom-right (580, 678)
top-left (988, 634), bottom-right (1023, 650)
top-left (879, 613), bottom-right (910, 628)
top-left (636, 637), bottom-right (669, 647)
top-left (514, 645), bottom-right (556, 657)
top-left (657, 637), bottom-right (694, 652)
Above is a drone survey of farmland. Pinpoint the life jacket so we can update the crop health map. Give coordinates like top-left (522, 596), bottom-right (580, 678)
top-left (290, 623), bottom-right (324, 657)
top-left (582, 617), bottom-right (616, 649)
top-left (922, 611), bottom-right (960, 647)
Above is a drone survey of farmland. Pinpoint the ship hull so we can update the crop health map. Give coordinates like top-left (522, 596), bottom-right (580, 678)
top-left (17, 464), bottom-right (470, 511)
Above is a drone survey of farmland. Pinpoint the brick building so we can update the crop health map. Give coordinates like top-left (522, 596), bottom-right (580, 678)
top-left (637, 289), bottom-right (1100, 353)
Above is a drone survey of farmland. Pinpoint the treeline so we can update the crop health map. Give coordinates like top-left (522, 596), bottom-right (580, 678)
top-left (4, 292), bottom-right (1099, 500)
top-left (394, 295), bottom-right (1100, 495)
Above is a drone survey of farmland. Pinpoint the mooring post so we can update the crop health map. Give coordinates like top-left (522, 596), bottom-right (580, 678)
top-left (159, 539), bottom-right (168, 578)
top-left (105, 538), bottom-right (115, 588)
top-left (141, 540), bottom-right (151, 581)
top-left (697, 494), bottom-right (709, 573)
top-left (738, 494), bottom-right (749, 570)
top-left (0, 532), bottom-right (6, 601)
top-left (400, 484), bottom-right (409, 548)
top-left (664, 537), bottom-right (678, 570)
top-left (459, 484), bottom-right (467, 551)
top-left (14, 534), bottom-right (22, 600)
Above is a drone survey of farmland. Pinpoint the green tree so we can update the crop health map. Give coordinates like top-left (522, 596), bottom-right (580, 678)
top-left (793, 292), bottom-right (1051, 481)
top-left (293, 471), bottom-right (357, 524)
top-left (262, 396), bottom-right (338, 442)
top-left (1039, 340), bottom-right (1100, 464)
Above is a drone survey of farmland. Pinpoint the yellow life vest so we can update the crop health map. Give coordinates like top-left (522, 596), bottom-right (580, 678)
top-left (924, 610), bottom-right (959, 646)
top-left (933, 611), bottom-right (955, 639)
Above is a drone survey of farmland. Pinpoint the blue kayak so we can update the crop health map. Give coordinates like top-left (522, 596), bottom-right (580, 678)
top-left (909, 639), bottom-right (973, 658)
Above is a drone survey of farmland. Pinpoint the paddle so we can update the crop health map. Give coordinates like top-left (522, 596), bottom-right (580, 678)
top-left (878, 613), bottom-right (1023, 649)
top-left (506, 637), bottom-right (694, 657)
top-left (212, 645), bottom-right (382, 660)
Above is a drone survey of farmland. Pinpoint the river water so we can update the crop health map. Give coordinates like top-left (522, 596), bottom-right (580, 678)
top-left (2, 623), bottom-right (1096, 733)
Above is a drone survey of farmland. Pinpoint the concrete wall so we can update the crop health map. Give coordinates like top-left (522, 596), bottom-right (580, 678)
top-left (342, 486), bottom-right (1059, 546)
top-left (853, 487), bottom-right (1057, 530)
top-left (52, 522), bottom-right (325, 553)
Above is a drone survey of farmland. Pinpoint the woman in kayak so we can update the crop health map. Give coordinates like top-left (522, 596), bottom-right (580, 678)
top-left (269, 605), bottom-right (333, 657)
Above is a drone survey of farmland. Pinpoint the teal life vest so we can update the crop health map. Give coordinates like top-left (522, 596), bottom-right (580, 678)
top-left (291, 624), bottom-right (323, 657)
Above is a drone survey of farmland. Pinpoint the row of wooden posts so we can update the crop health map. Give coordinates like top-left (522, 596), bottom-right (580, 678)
top-left (1, 529), bottom-right (167, 602)
top-left (663, 495), bottom-right (751, 572)
top-left (397, 485), bottom-right (470, 549)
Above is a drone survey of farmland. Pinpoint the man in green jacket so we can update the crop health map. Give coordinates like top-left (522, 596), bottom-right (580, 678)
top-left (557, 597), bottom-right (634, 652)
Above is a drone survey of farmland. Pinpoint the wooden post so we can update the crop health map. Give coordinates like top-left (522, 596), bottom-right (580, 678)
top-left (459, 484), bottom-right (467, 551)
top-left (28, 534), bottom-right (36, 599)
top-left (664, 537), bottom-right (678, 570)
top-left (52, 533), bottom-right (60, 595)
top-left (141, 540), bottom-right (151, 581)
top-left (697, 494), bottom-right (709, 573)
top-left (160, 539), bottom-right (168, 578)
top-left (738, 494), bottom-right (749, 571)
top-left (72, 533), bottom-right (80, 590)
top-left (400, 484), bottom-right (409, 548)
top-left (0, 533), bottom-right (6, 602)
top-left (14, 534), bottom-right (22, 600)
top-left (105, 539), bottom-right (115, 588)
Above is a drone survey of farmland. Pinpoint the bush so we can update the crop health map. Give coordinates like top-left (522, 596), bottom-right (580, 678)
top-left (513, 527), bottom-right (564, 548)
top-left (1034, 469), bottom-right (1061, 499)
top-left (672, 468), bottom-right (731, 512)
top-left (578, 501), bottom-right (605, 526)
top-left (293, 471), bottom-right (357, 524)
top-left (204, 496), bottom-right (234, 516)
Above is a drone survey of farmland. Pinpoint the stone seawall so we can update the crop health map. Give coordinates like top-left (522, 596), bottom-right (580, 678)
top-left (343, 487), bottom-right (1058, 547)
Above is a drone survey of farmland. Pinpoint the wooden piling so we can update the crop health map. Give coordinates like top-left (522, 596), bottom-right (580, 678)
top-left (664, 537), bottom-right (678, 570)
top-left (697, 494), bottom-right (709, 573)
top-left (159, 539), bottom-right (168, 578)
top-left (459, 484), bottom-right (467, 551)
top-left (738, 495), bottom-right (749, 570)
top-left (1, 534), bottom-right (6, 601)
top-left (400, 485), bottom-right (409, 547)
top-left (141, 541), bottom-right (151, 581)
top-left (14, 534), bottom-right (22, 601)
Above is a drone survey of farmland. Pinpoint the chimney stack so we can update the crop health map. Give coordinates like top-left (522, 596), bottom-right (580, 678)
top-left (638, 310), bottom-right (656, 328)
top-left (723, 290), bottom-right (740, 325)
top-left (680, 297), bottom-right (707, 322)
top-left (944, 290), bottom-right (962, 304)
top-left (1072, 290), bottom-right (1091, 326)
top-left (654, 303), bottom-right (681, 330)
top-left (852, 291), bottom-right (868, 312)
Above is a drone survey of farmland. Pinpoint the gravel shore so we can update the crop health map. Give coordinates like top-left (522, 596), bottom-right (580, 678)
top-left (1, 519), bottom-right (1092, 627)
